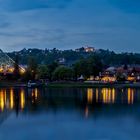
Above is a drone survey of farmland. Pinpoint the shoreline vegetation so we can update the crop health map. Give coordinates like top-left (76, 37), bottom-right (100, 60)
top-left (47, 82), bottom-right (140, 88)
top-left (2, 49), bottom-right (140, 89)
top-left (1, 81), bottom-right (140, 88)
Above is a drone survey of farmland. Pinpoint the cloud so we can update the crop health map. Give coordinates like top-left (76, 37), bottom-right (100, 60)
top-left (0, 0), bottom-right (73, 12)
top-left (0, 0), bottom-right (139, 52)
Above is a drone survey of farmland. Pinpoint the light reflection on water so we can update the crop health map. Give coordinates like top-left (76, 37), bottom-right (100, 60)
top-left (0, 87), bottom-right (138, 112)
top-left (0, 87), bottom-right (140, 140)
top-left (86, 88), bottom-right (136, 105)
top-left (0, 88), bottom-right (39, 112)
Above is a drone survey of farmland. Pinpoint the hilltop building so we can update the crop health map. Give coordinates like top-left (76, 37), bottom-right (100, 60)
top-left (75, 46), bottom-right (95, 53)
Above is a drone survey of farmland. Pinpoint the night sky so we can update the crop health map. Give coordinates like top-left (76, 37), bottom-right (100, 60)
top-left (0, 0), bottom-right (140, 52)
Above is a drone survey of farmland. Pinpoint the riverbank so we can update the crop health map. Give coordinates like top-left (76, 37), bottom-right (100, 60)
top-left (47, 82), bottom-right (140, 88)
top-left (1, 81), bottom-right (140, 88)
top-left (0, 81), bottom-right (27, 87)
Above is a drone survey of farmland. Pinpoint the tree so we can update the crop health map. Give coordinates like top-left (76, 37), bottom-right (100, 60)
top-left (37, 65), bottom-right (49, 79)
top-left (47, 62), bottom-right (59, 81)
top-left (73, 59), bottom-right (89, 79)
top-left (52, 66), bottom-right (74, 80)
top-left (88, 55), bottom-right (103, 76)
top-left (13, 54), bottom-right (20, 80)
top-left (116, 72), bottom-right (127, 81)
top-left (27, 57), bottom-right (38, 80)
top-left (73, 55), bottom-right (103, 79)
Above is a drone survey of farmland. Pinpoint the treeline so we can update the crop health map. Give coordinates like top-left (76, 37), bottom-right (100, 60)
top-left (20, 55), bottom-right (103, 81)
top-left (6, 48), bottom-right (140, 81)
top-left (7, 48), bottom-right (140, 67)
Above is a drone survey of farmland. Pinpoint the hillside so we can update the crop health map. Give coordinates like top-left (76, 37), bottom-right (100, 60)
top-left (6, 48), bottom-right (140, 67)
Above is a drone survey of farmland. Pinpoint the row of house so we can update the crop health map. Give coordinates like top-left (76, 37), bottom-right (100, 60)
top-left (102, 65), bottom-right (140, 83)
top-left (86, 65), bottom-right (140, 83)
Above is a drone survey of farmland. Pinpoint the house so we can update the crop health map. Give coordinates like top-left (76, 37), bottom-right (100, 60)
top-left (84, 47), bottom-right (95, 52)
top-left (57, 58), bottom-right (66, 65)
top-left (127, 66), bottom-right (140, 82)
top-left (101, 67), bottom-right (116, 83)
top-left (75, 46), bottom-right (95, 53)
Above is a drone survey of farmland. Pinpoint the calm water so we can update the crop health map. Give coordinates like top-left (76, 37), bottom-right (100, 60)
top-left (0, 87), bottom-right (140, 140)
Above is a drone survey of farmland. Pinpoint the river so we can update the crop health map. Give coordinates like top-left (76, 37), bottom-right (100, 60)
top-left (0, 87), bottom-right (140, 140)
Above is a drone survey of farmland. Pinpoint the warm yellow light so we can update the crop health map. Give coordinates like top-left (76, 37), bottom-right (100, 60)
top-left (102, 88), bottom-right (107, 103)
top-left (0, 67), bottom-right (3, 72)
top-left (0, 92), bottom-right (4, 111)
top-left (4, 89), bottom-right (6, 104)
top-left (101, 76), bottom-right (116, 82)
top-left (127, 88), bottom-right (134, 104)
top-left (127, 76), bottom-right (135, 81)
top-left (112, 88), bottom-right (115, 103)
top-left (8, 68), bottom-right (14, 72)
top-left (102, 88), bottom-right (116, 104)
top-left (20, 89), bottom-right (25, 110)
top-left (35, 88), bottom-right (38, 100)
top-left (10, 89), bottom-right (14, 109)
top-left (96, 88), bottom-right (99, 102)
top-left (20, 68), bottom-right (26, 74)
top-left (87, 88), bottom-right (93, 104)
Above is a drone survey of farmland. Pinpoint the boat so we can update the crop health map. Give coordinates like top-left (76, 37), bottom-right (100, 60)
top-left (27, 80), bottom-right (37, 88)
top-left (27, 80), bottom-right (48, 88)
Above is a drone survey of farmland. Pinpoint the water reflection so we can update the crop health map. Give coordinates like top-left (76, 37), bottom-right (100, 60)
top-left (0, 87), bottom-right (140, 140)
top-left (0, 87), bottom-right (138, 113)
top-left (10, 89), bottom-right (14, 109)
top-left (0, 91), bottom-right (4, 111)
top-left (0, 88), bottom-right (34, 112)
top-left (86, 88), bottom-right (116, 104)
top-left (87, 88), bottom-right (93, 104)
top-left (85, 106), bottom-right (89, 118)
top-left (127, 88), bottom-right (134, 104)
top-left (20, 89), bottom-right (25, 110)
top-left (101, 88), bottom-right (115, 104)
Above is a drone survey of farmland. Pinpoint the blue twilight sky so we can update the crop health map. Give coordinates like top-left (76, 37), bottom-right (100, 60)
top-left (0, 0), bottom-right (140, 52)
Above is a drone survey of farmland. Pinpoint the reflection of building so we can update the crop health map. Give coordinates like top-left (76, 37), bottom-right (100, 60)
top-left (86, 88), bottom-right (136, 105)
top-left (101, 88), bottom-right (115, 104)
top-left (127, 88), bottom-right (134, 104)
top-left (0, 87), bottom-right (138, 116)
top-left (0, 89), bottom-right (25, 112)
top-left (87, 88), bottom-right (93, 104)
top-left (87, 88), bottom-right (116, 104)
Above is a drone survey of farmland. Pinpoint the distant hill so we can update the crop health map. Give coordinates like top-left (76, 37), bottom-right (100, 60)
top-left (6, 48), bottom-right (140, 66)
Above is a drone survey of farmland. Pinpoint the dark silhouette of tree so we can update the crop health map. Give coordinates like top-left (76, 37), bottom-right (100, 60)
top-left (52, 66), bottom-right (74, 80)
top-left (48, 62), bottom-right (59, 81)
top-left (27, 57), bottom-right (38, 80)
top-left (123, 64), bottom-right (128, 70)
top-left (13, 54), bottom-right (20, 80)
top-left (37, 65), bottom-right (49, 79)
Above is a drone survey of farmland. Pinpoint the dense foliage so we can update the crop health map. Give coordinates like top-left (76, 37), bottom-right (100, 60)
top-left (7, 48), bottom-right (140, 66)
top-left (5, 48), bottom-right (140, 81)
